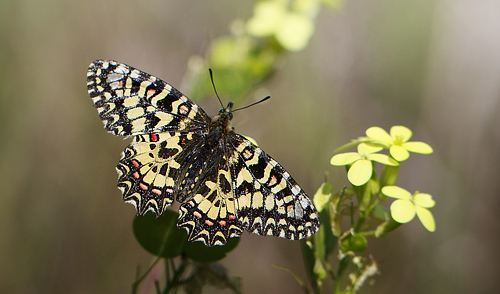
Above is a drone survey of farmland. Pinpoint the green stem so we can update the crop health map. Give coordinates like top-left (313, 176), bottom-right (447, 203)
top-left (354, 212), bottom-right (366, 233)
top-left (333, 255), bottom-right (351, 294)
top-left (163, 256), bottom-right (189, 294)
top-left (132, 257), bottom-right (162, 294)
top-left (355, 196), bottom-right (381, 233)
top-left (357, 230), bottom-right (375, 236)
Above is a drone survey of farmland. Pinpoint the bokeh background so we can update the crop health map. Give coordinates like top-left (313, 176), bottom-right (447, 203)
top-left (1, 0), bottom-right (500, 293)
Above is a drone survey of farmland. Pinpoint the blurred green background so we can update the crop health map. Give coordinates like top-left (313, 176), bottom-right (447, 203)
top-left (1, 0), bottom-right (500, 293)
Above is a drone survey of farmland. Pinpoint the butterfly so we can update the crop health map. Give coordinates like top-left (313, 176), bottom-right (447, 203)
top-left (87, 60), bottom-right (320, 246)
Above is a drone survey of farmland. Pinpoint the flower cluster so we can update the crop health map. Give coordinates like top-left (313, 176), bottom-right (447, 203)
top-left (331, 125), bottom-right (435, 232)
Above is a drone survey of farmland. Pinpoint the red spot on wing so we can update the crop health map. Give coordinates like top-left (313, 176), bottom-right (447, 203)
top-left (193, 211), bottom-right (202, 218)
top-left (131, 160), bottom-right (140, 168)
top-left (219, 220), bottom-right (226, 226)
top-left (150, 134), bottom-right (159, 142)
top-left (152, 188), bottom-right (161, 195)
top-left (139, 183), bottom-right (148, 190)
top-left (147, 89), bottom-right (156, 98)
top-left (132, 172), bottom-right (140, 179)
top-left (205, 219), bottom-right (214, 226)
top-left (228, 214), bottom-right (237, 220)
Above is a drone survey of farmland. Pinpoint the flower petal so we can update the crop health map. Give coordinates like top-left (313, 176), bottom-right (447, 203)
top-left (330, 152), bottom-right (361, 166)
top-left (366, 127), bottom-right (392, 143)
top-left (390, 126), bottom-right (412, 142)
top-left (358, 143), bottom-right (383, 154)
top-left (415, 206), bottom-right (436, 232)
top-left (390, 145), bottom-right (410, 161)
top-left (413, 193), bottom-right (435, 208)
top-left (369, 153), bottom-right (399, 166)
top-left (390, 200), bottom-right (415, 223)
top-left (402, 142), bottom-right (433, 154)
top-left (348, 159), bottom-right (372, 186)
top-left (381, 186), bottom-right (411, 200)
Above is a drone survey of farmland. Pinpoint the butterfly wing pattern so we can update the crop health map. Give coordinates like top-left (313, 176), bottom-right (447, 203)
top-left (87, 60), bottom-right (320, 246)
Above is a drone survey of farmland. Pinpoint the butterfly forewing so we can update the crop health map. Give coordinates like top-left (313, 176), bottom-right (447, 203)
top-left (87, 60), bottom-right (210, 137)
top-left (88, 60), bottom-right (320, 247)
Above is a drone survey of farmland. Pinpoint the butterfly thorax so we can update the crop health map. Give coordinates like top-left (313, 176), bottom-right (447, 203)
top-left (206, 103), bottom-right (234, 148)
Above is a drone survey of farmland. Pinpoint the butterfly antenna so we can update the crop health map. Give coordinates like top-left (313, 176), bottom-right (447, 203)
top-left (209, 68), bottom-right (225, 109)
top-left (232, 96), bottom-right (271, 112)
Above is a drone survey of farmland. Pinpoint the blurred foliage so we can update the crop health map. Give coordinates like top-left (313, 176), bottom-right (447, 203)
top-left (187, 0), bottom-right (341, 102)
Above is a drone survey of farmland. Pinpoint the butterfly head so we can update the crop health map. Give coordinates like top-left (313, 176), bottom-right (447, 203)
top-left (218, 102), bottom-right (234, 118)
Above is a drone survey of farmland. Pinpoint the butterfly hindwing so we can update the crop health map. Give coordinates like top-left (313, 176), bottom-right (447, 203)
top-left (116, 132), bottom-right (201, 215)
top-left (178, 147), bottom-right (244, 246)
top-left (87, 60), bottom-right (210, 137)
top-left (229, 135), bottom-right (320, 240)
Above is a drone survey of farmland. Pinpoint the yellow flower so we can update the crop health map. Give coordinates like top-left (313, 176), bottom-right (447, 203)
top-left (331, 143), bottom-right (398, 186)
top-left (381, 186), bottom-right (436, 232)
top-left (366, 126), bottom-right (433, 161)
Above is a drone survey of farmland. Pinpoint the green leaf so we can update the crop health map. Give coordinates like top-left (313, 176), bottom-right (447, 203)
top-left (372, 204), bottom-right (390, 221)
top-left (133, 210), bottom-right (187, 258)
top-left (184, 237), bottom-right (240, 263)
top-left (316, 208), bottom-right (337, 259)
top-left (133, 210), bottom-right (240, 262)
top-left (301, 240), bottom-right (321, 294)
top-left (330, 195), bottom-right (342, 236)
top-left (313, 182), bottom-right (333, 212)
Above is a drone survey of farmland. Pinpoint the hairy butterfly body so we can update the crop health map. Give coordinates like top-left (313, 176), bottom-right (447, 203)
top-left (87, 60), bottom-right (320, 246)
